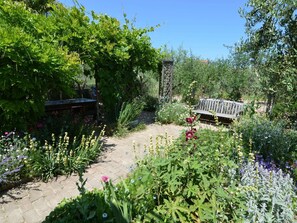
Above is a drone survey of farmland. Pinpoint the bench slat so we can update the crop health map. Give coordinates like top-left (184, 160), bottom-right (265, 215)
top-left (193, 98), bottom-right (244, 120)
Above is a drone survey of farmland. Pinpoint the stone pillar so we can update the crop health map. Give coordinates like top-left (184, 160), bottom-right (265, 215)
top-left (160, 59), bottom-right (174, 103)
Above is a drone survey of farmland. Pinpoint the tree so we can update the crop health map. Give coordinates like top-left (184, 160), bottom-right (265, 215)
top-left (238, 0), bottom-right (297, 118)
top-left (164, 46), bottom-right (255, 102)
top-left (47, 4), bottom-right (161, 122)
top-left (0, 1), bottom-right (80, 130)
top-left (12, 0), bottom-right (56, 13)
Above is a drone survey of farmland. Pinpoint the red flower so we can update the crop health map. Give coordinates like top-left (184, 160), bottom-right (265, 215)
top-left (186, 116), bottom-right (196, 124)
top-left (186, 130), bottom-right (194, 141)
top-left (186, 129), bottom-right (198, 141)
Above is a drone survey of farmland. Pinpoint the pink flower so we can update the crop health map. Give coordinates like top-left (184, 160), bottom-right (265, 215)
top-left (4, 132), bottom-right (9, 135)
top-left (101, 175), bottom-right (109, 183)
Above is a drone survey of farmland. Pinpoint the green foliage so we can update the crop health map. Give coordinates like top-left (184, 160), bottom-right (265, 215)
top-left (0, 1), bottom-right (80, 130)
top-left (238, 0), bottom-right (297, 118)
top-left (163, 47), bottom-right (258, 102)
top-left (44, 125), bottom-right (297, 222)
top-left (44, 189), bottom-right (109, 223)
top-left (116, 98), bottom-right (145, 136)
top-left (47, 4), bottom-right (161, 122)
top-left (241, 161), bottom-right (296, 223)
top-left (125, 129), bottom-right (247, 222)
top-left (90, 15), bottom-right (161, 121)
top-left (0, 132), bottom-right (29, 190)
top-left (0, 1), bottom-right (160, 129)
top-left (26, 129), bottom-right (104, 181)
top-left (138, 71), bottom-right (160, 111)
top-left (12, 0), bottom-right (56, 13)
top-left (45, 129), bottom-right (249, 222)
top-left (233, 115), bottom-right (297, 179)
top-left (156, 102), bottom-right (189, 125)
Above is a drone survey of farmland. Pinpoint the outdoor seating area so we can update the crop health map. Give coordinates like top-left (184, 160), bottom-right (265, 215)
top-left (193, 98), bottom-right (244, 123)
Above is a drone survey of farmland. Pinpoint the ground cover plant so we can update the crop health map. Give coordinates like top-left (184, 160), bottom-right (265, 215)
top-left (241, 161), bottom-right (296, 222)
top-left (43, 116), bottom-right (297, 222)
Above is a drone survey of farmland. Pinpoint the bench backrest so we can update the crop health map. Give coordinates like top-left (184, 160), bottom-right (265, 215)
top-left (194, 98), bottom-right (244, 115)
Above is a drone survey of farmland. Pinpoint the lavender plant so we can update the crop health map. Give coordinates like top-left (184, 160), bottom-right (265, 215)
top-left (233, 115), bottom-right (297, 181)
top-left (240, 161), bottom-right (296, 222)
top-left (0, 132), bottom-right (28, 189)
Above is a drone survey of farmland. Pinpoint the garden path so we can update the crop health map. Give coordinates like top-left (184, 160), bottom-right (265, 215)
top-left (0, 121), bottom-right (215, 223)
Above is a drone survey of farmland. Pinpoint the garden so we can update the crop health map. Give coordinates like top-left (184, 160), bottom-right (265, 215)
top-left (1, 0), bottom-right (297, 222)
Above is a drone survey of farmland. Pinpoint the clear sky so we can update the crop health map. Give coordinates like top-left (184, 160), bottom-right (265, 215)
top-left (58, 0), bottom-right (248, 60)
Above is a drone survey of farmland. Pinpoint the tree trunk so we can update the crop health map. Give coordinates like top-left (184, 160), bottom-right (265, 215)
top-left (266, 92), bottom-right (275, 115)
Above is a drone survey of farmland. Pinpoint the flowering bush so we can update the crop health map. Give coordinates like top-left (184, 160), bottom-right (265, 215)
top-left (0, 132), bottom-right (28, 189)
top-left (156, 102), bottom-right (189, 125)
top-left (233, 115), bottom-right (297, 181)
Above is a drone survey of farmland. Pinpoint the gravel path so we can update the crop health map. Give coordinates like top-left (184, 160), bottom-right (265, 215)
top-left (0, 122), bottom-right (215, 223)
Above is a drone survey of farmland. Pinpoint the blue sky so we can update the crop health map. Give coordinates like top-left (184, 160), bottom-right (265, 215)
top-left (58, 0), bottom-right (247, 60)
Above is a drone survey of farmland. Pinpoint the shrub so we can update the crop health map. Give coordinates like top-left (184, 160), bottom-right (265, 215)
top-left (240, 161), bottom-right (296, 222)
top-left (142, 95), bottom-right (159, 112)
top-left (116, 98), bottom-right (145, 136)
top-left (30, 111), bottom-right (96, 143)
top-left (156, 102), bottom-right (189, 125)
top-left (44, 189), bottom-right (108, 223)
top-left (233, 115), bottom-right (297, 179)
top-left (0, 132), bottom-right (28, 190)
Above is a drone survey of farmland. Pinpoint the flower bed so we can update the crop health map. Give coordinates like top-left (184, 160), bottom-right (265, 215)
top-left (44, 118), bottom-right (297, 222)
top-left (0, 115), bottom-right (105, 190)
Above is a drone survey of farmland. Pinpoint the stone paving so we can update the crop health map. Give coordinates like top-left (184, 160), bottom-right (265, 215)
top-left (0, 123), bottom-right (214, 223)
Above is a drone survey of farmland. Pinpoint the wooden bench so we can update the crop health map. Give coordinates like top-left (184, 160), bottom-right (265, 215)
top-left (193, 98), bottom-right (244, 122)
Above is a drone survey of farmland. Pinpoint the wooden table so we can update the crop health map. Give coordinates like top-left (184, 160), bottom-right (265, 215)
top-left (45, 98), bottom-right (96, 116)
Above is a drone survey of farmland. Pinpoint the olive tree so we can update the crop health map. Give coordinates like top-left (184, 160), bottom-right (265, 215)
top-left (238, 0), bottom-right (297, 118)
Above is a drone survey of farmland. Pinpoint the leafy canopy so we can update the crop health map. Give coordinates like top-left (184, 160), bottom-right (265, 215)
top-left (238, 0), bottom-right (297, 117)
top-left (47, 3), bottom-right (161, 121)
top-left (0, 0), bottom-right (80, 130)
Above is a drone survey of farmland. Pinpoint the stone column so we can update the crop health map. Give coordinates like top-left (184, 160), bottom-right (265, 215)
top-left (160, 59), bottom-right (174, 103)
